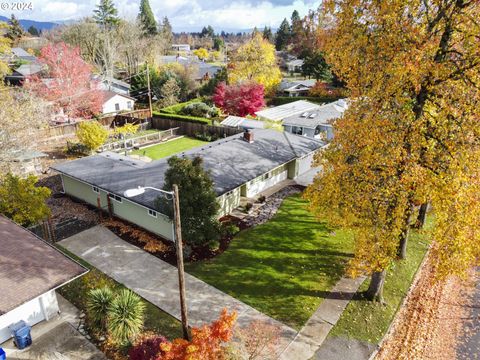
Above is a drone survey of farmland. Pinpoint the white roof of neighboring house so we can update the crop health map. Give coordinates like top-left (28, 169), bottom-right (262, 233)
top-left (287, 59), bottom-right (304, 67)
top-left (12, 62), bottom-right (43, 77)
top-left (255, 100), bottom-right (321, 121)
top-left (282, 99), bottom-right (349, 129)
top-left (92, 75), bottom-right (130, 89)
top-left (221, 116), bottom-right (265, 129)
top-left (102, 90), bottom-right (136, 103)
top-left (11, 47), bottom-right (37, 61)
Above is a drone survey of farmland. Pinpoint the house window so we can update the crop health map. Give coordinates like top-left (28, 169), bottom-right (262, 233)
top-left (127, 101), bottom-right (132, 109)
top-left (92, 186), bottom-right (99, 193)
top-left (115, 103), bottom-right (120, 111)
top-left (108, 193), bottom-right (122, 203)
top-left (148, 209), bottom-right (157, 218)
top-left (292, 126), bottom-right (303, 135)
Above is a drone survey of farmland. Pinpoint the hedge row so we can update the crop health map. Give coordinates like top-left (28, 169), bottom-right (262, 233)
top-left (267, 96), bottom-right (343, 106)
top-left (152, 111), bottom-right (212, 124)
top-left (159, 99), bottom-right (205, 114)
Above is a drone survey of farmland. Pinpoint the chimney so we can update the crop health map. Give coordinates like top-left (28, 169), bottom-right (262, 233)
top-left (243, 129), bottom-right (254, 143)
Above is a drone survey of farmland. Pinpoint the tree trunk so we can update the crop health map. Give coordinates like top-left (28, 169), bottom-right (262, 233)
top-left (397, 226), bottom-right (410, 260)
top-left (415, 202), bottom-right (428, 229)
top-left (366, 270), bottom-right (387, 303)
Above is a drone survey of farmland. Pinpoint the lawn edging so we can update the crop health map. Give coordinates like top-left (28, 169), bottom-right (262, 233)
top-left (368, 247), bottom-right (431, 360)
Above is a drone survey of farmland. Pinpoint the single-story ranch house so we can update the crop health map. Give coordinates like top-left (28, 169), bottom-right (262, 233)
top-left (0, 216), bottom-right (87, 344)
top-left (52, 129), bottom-right (325, 241)
top-left (282, 99), bottom-right (349, 140)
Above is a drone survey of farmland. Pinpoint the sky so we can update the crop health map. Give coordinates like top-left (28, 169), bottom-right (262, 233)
top-left (1, 0), bottom-right (320, 32)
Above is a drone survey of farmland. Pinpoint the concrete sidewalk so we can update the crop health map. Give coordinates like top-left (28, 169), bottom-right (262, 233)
top-left (279, 276), bottom-right (367, 359)
top-left (59, 226), bottom-right (297, 355)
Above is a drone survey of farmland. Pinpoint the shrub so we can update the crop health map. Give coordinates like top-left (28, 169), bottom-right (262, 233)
top-left (181, 102), bottom-right (218, 118)
top-left (309, 82), bottom-right (349, 98)
top-left (194, 132), bottom-right (219, 142)
top-left (76, 121), bottom-right (109, 151)
top-left (87, 287), bottom-right (114, 332)
top-left (245, 202), bottom-right (253, 211)
top-left (268, 96), bottom-right (341, 106)
top-left (107, 289), bottom-right (146, 345)
top-left (231, 320), bottom-right (281, 360)
top-left (114, 123), bottom-right (139, 137)
top-left (222, 223), bottom-right (240, 237)
top-left (66, 141), bottom-right (90, 155)
top-left (129, 333), bottom-right (167, 360)
top-left (258, 195), bottom-right (266, 203)
top-left (152, 112), bottom-right (211, 125)
top-left (0, 173), bottom-right (51, 227)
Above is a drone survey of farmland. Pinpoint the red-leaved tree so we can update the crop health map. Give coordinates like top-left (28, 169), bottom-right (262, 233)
top-left (25, 42), bottom-right (104, 119)
top-left (158, 309), bottom-right (237, 360)
top-left (213, 82), bottom-right (265, 117)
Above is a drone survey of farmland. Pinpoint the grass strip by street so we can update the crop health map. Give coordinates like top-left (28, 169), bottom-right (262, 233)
top-left (328, 222), bottom-right (431, 344)
top-left (187, 194), bottom-right (355, 330)
top-left (56, 245), bottom-right (183, 340)
top-left (131, 137), bottom-right (208, 160)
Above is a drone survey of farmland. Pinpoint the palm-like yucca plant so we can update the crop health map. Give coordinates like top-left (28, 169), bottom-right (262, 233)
top-left (86, 287), bottom-right (114, 331)
top-left (107, 289), bottom-right (146, 345)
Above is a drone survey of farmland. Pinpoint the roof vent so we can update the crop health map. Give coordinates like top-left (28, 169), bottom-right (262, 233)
top-left (309, 113), bottom-right (317, 118)
top-left (301, 112), bottom-right (309, 117)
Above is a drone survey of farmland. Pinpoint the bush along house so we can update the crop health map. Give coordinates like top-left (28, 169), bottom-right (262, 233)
top-left (52, 129), bottom-right (326, 241)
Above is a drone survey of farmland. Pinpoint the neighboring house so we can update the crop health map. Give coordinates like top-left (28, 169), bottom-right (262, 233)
top-left (172, 44), bottom-right (191, 52)
top-left (94, 75), bottom-right (131, 95)
top-left (4, 63), bottom-right (43, 85)
top-left (286, 59), bottom-right (304, 73)
top-left (101, 91), bottom-right (136, 115)
top-left (158, 55), bottom-right (222, 81)
top-left (0, 215), bottom-right (88, 344)
top-left (283, 100), bottom-right (348, 140)
top-left (11, 47), bottom-right (37, 62)
top-left (221, 116), bottom-right (265, 130)
top-left (52, 129), bottom-right (325, 241)
top-left (279, 79), bottom-right (316, 97)
top-left (255, 100), bottom-right (320, 122)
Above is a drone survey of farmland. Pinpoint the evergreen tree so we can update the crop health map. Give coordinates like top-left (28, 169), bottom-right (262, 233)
top-left (290, 9), bottom-right (303, 44)
top-left (200, 25), bottom-right (215, 38)
top-left (6, 15), bottom-right (24, 42)
top-left (159, 156), bottom-right (221, 247)
top-left (138, 0), bottom-right (157, 36)
top-left (160, 16), bottom-right (173, 45)
top-left (275, 18), bottom-right (290, 51)
top-left (262, 26), bottom-right (273, 43)
top-left (213, 37), bottom-right (224, 51)
top-left (27, 25), bottom-right (39, 36)
top-left (93, 0), bottom-right (120, 28)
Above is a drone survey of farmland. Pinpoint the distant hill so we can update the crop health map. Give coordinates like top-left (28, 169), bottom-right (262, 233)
top-left (0, 16), bottom-right (59, 31)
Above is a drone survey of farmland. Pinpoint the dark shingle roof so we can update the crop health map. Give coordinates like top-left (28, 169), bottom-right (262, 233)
top-left (52, 129), bottom-right (325, 208)
top-left (0, 216), bottom-right (88, 315)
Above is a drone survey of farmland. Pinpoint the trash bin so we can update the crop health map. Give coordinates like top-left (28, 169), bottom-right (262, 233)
top-left (9, 320), bottom-right (32, 350)
top-left (0, 347), bottom-right (6, 360)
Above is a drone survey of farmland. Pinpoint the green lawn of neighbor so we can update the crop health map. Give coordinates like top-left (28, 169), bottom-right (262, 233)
top-left (329, 221), bottom-right (431, 344)
top-left (132, 137), bottom-right (208, 160)
top-left (57, 246), bottom-right (183, 340)
top-left (186, 194), bottom-right (355, 330)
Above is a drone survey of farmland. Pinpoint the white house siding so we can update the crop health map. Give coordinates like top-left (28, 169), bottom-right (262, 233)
top-left (102, 94), bottom-right (134, 115)
top-left (0, 290), bottom-right (58, 343)
top-left (217, 187), bottom-right (241, 217)
top-left (245, 165), bottom-right (288, 198)
top-left (297, 152), bottom-right (316, 175)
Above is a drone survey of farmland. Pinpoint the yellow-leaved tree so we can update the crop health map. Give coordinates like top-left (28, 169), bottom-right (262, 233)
top-left (305, 0), bottom-right (480, 301)
top-left (228, 33), bottom-right (282, 95)
top-left (0, 22), bottom-right (12, 77)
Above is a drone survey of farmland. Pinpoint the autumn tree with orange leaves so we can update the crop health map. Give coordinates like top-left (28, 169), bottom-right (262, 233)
top-left (157, 309), bottom-right (237, 360)
top-left (305, 0), bottom-right (480, 302)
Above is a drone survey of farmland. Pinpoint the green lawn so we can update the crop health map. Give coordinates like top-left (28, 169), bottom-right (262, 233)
top-left (57, 246), bottom-right (183, 340)
top-left (186, 194), bottom-right (355, 330)
top-left (329, 223), bottom-right (430, 344)
top-left (132, 137), bottom-right (208, 160)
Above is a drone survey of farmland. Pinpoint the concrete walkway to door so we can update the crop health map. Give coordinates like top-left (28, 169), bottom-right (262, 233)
top-left (59, 226), bottom-right (297, 355)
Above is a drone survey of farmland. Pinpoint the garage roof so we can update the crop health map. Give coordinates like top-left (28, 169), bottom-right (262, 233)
top-left (0, 216), bottom-right (88, 315)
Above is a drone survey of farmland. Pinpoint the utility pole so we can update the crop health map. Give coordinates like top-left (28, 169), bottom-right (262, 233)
top-left (146, 62), bottom-right (153, 118)
top-left (173, 184), bottom-right (190, 340)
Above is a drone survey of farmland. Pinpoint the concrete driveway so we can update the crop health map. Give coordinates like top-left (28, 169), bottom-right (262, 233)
top-left (59, 226), bottom-right (297, 355)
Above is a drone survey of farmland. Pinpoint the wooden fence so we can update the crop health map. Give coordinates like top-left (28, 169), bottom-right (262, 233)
top-left (151, 117), bottom-right (242, 138)
top-left (39, 109), bottom-right (151, 143)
